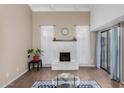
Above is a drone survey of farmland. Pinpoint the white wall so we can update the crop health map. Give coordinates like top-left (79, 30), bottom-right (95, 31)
top-left (90, 5), bottom-right (124, 31)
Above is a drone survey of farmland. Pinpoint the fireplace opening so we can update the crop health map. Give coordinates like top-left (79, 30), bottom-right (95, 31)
top-left (60, 52), bottom-right (70, 62)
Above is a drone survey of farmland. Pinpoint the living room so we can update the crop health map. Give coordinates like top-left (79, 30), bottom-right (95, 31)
top-left (1, 3), bottom-right (124, 89)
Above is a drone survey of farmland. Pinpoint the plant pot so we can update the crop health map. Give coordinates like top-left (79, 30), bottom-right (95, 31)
top-left (33, 56), bottom-right (40, 62)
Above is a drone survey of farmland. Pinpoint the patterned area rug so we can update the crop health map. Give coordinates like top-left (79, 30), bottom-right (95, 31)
top-left (32, 80), bottom-right (101, 88)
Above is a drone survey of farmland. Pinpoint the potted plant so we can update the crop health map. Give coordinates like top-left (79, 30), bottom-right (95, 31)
top-left (27, 48), bottom-right (43, 62)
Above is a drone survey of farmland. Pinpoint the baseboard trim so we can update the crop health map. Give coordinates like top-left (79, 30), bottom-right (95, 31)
top-left (42, 64), bottom-right (96, 68)
top-left (42, 64), bottom-right (51, 67)
top-left (79, 64), bottom-right (96, 67)
top-left (121, 81), bottom-right (124, 85)
top-left (2, 69), bottom-right (28, 88)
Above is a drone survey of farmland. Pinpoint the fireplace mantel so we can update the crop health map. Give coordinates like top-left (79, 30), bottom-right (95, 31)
top-left (53, 39), bottom-right (77, 42)
top-left (53, 37), bottom-right (77, 42)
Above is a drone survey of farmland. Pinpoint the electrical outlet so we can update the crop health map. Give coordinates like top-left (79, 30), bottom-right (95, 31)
top-left (16, 68), bottom-right (19, 72)
top-left (6, 73), bottom-right (9, 78)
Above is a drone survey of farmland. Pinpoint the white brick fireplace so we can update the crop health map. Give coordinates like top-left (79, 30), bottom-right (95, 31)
top-left (52, 41), bottom-right (78, 70)
top-left (41, 26), bottom-right (91, 70)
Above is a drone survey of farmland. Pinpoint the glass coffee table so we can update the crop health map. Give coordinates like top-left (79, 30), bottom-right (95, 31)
top-left (52, 73), bottom-right (80, 88)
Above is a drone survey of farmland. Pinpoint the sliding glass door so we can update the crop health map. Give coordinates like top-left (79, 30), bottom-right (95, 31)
top-left (96, 24), bottom-right (121, 81)
top-left (101, 31), bottom-right (111, 73)
top-left (100, 26), bottom-right (121, 81)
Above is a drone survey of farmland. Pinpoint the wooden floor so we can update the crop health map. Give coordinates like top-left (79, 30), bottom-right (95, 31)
top-left (7, 67), bottom-right (124, 88)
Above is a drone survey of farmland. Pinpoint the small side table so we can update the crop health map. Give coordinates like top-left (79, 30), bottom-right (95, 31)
top-left (28, 60), bottom-right (42, 71)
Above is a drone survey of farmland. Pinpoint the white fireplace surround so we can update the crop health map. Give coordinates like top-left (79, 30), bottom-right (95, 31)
top-left (41, 25), bottom-right (91, 70)
top-left (52, 41), bottom-right (78, 70)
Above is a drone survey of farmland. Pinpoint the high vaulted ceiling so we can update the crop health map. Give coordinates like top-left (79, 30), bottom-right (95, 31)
top-left (29, 4), bottom-right (91, 11)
